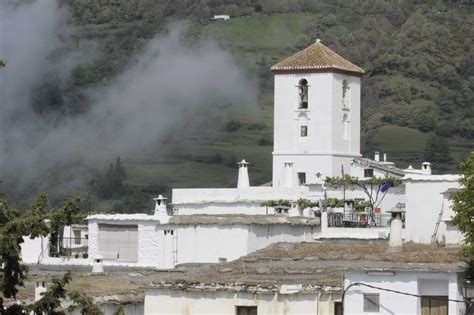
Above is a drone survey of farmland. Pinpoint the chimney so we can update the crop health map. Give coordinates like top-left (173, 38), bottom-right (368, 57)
top-left (387, 207), bottom-right (405, 252)
top-left (92, 255), bottom-right (104, 273)
top-left (237, 159), bottom-right (250, 188)
top-left (421, 162), bottom-right (432, 175)
top-left (35, 281), bottom-right (47, 301)
top-left (383, 153), bottom-right (387, 162)
top-left (374, 151), bottom-right (380, 162)
top-left (283, 162), bottom-right (294, 187)
top-left (153, 195), bottom-right (170, 223)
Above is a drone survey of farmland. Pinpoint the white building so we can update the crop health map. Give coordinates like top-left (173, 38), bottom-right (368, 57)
top-left (271, 39), bottom-right (364, 185)
top-left (144, 240), bottom-right (466, 315)
top-left (86, 195), bottom-right (318, 268)
top-left (20, 40), bottom-right (464, 276)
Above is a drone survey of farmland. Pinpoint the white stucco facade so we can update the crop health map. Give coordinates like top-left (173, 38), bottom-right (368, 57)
top-left (344, 270), bottom-right (465, 315)
top-left (404, 175), bottom-right (461, 244)
top-left (272, 72), bottom-right (361, 186)
top-left (144, 288), bottom-right (339, 315)
top-left (86, 214), bottom-right (318, 268)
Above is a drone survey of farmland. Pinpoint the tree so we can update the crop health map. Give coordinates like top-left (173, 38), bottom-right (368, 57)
top-left (0, 193), bottom-right (102, 314)
top-left (451, 152), bottom-right (474, 260)
top-left (423, 134), bottom-right (452, 163)
top-left (325, 175), bottom-right (401, 223)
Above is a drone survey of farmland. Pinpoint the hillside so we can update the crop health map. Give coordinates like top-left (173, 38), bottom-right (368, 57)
top-left (1, 0), bottom-right (473, 211)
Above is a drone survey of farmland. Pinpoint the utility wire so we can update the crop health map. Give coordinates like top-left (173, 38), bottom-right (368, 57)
top-left (344, 282), bottom-right (465, 303)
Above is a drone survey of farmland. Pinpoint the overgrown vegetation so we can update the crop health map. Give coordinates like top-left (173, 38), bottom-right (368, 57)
top-left (452, 152), bottom-right (474, 261)
top-left (8, 0), bottom-right (474, 211)
top-left (0, 193), bottom-right (102, 313)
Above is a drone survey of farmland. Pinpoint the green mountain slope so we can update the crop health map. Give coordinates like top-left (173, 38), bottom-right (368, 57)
top-left (5, 0), bottom-right (474, 211)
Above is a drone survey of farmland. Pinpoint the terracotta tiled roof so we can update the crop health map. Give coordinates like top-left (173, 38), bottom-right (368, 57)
top-left (272, 40), bottom-right (364, 75)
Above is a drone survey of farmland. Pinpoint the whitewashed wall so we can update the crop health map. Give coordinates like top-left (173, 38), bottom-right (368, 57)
top-left (88, 216), bottom-right (161, 267)
top-left (272, 72), bottom-right (361, 186)
top-left (21, 235), bottom-right (49, 264)
top-left (246, 224), bottom-right (317, 253)
top-left (344, 270), bottom-right (463, 315)
top-left (173, 187), bottom-right (311, 205)
top-left (404, 175), bottom-right (461, 244)
top-left (144, 288), bottom-right (322, 315)
top-left (175, 224), bottom-right (249, 264)
top-left (175, 223), bottom-right (316, 265)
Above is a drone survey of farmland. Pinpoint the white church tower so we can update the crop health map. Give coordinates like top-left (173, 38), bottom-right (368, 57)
top-left (271, 39), bottom-right (364, 187)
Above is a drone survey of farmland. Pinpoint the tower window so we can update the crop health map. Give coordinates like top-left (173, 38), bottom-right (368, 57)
top-left (298, 79), bottom-right (308, 109)
top-left (300, 126), bottom-right (308, 137)
top-left (298, 172), bottom-right (306, 185)
top-left (342, 79), bottom-right (350, 108)
top-left (342, 114), bottom-right (349, 140)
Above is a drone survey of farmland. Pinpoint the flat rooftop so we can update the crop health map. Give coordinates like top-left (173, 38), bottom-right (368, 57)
top-left (150, 241), bottom-right (465, 293)
top-left (11, 241), bottom-right (465, 305)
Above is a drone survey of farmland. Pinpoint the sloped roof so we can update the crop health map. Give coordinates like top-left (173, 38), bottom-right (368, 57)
top-left (271, 40), bottom-right (364, 76)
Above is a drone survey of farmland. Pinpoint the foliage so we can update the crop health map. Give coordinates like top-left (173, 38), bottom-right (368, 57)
top-left (260, 199), bottom-right (291, 207)
top-left (0, 59), bottom-right (5, 67)
top-left (31, 273), bottom-right (71, 315)
top-left (67, 292), bottom-right (104, 315)
top-left (90, 157), bottom-right (128, 199)
top-left (7, 0), bottom-right (474, 208)
top-left (325, 175), bottom-right (401, 212)
top-left (224, 120), bottom-right (242, 132)
top-left (452, 152), bottom-right (474, 260)
top-left (323, 198), bottom-right (345, 208)
top-left (423, 134), bottom-right (452, 164)
top-left (296, 198), bottom-right (319, 209)
top-left (0, 193), bottom-right (88, 313)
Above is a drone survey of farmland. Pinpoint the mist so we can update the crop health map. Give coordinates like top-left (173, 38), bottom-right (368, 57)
top-left (0, 0), bottom-right (257, 199)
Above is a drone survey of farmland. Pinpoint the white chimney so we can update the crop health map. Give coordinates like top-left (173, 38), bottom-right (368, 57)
top-left (421, 162), bottom-right (432, 175)
top-left (374, 151), bottom-right (380, 162)
top-left (237, 159), bottom-right (250, 188)
top-left (153, 195), bottom-right (170, 223)
top-left (35, 281), bottom-right (47, 301)
top-left (92, 255), bottom-right (104, 273)
top-left (387, 208), bottom-right (405, 252)
top-left (283, 162), bottom-right (294, 187)
top-left (383, 153), bottom-right (387, 162)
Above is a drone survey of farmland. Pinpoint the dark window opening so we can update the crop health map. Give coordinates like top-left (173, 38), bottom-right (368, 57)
top-left (364, 168), bottom-right (374, 178)
top-left (298, 79), bottom-right (308, 109)
top-left (300, 126), bottom-right (308, 137)
top-left (236, 306), bottom-right (257, 315)
top-left (298, 172), bottom-right (306, 185)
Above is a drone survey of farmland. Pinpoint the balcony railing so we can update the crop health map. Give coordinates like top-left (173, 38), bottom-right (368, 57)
top-left (328, 212), bottom-right (393, 228)
top-left (50, 237), bottom-right (88, 258)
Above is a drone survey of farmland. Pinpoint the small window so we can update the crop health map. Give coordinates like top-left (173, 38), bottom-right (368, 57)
top-left (73, 229), bottom-right (81, 245)
top-left (236, 306), bottom-right (257, 315)
top-left (363, 293), bottom-right (380, 312)
top-left (364, 169), bottom-right (374, 178)
top-left (342, 113), bottom-right (349, 140)
top-left (298, 79), bottom-right (308, 109)
top-left (342, 79), bottom-right (350, 108)
top-left (298, 172), bottom-right (306, 185)
top-left (421, 296), bottom-right (448, 315)
top-left (300, 126), bottom-right (308, 137)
